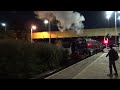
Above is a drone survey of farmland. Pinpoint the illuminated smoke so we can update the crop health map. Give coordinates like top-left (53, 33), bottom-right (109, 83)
top-left (34, 11), bottom-right (85, 34)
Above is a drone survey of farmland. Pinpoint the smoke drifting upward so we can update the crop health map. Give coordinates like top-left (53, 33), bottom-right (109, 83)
top-left (34, 11), bottom-right (85, 34)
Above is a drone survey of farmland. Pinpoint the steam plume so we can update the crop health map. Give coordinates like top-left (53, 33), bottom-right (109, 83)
top-left (34, 11), bottom-right (85, 34)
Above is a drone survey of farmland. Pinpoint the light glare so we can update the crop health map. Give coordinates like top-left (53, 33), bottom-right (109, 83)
top-left (32, 25), bottom-right (37, 30)
top-left (118, 11), bottom-right (120, 13)
top-left (1, 23), bottom-right (6, 27)
top-left (118, 16), bottom-right (120, 20)
top-left (106, 15), bottom-right (111, 20)
top-left (44, 20), bottom-right (49, 24)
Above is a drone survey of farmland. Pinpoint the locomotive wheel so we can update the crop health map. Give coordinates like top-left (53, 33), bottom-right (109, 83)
top-left (88, 51), bottom-right (90, 56)
top-left (83, 53), bottom-right (87, 58)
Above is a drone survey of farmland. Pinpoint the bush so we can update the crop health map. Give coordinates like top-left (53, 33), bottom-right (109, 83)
top-left (0, 39), bottom-right (64, 79)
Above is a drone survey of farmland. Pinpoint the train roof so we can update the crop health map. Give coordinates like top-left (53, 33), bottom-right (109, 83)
top-left (85, 38), bottom-right (97, 41)
top-left (76, 38), bottom-right (97, 41)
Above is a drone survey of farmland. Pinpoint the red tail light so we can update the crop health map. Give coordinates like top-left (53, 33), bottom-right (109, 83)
top-left (88, 43), bottom-right (92, 47)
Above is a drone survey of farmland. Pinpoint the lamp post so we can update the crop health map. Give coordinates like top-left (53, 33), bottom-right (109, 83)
top-left (106, 11), bottom-right (120, 49)
top-left (106, 14), bottom-right (111, 28)
top-left (106, 12), bottom-right (112, 49)
top-left (44, 20), bottom-right (51, 44)
top-left (31, 25), bottom-right (37, 43)
top-left (117, 16), bottom-right (120, 50)
top-left (115, 12), bottom-right (117, 48)
top-left (118, 16), bottom-right (120, 27)
top-left (1, 23), bottom-right (6, 31)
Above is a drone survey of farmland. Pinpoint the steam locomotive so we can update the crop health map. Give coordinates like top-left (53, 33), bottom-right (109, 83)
top-left (62, 37), bottom-right (103, 58)
top-left (75, 38), bottom-right (103, 55)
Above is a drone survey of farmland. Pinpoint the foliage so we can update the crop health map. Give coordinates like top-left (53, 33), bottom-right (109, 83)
top-left (0, 39), bottom-right (64, 79)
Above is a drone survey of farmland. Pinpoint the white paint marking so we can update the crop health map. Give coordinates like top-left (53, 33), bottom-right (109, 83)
top-left (73, 53), bottom-right (105, 79)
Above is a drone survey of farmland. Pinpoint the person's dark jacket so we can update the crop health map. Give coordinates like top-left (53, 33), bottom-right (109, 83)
top-left (106, 48), bottom-right (116, 61)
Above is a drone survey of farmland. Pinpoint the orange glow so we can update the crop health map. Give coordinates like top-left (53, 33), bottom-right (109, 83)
top-left (32, 31), bottom-right (80, 39)
top-left (42, 32), bottom-right (49, 38)
top-left (50, 33), bottom-right (57, 38)
top-left (32, 32), bottom-right (43, 39)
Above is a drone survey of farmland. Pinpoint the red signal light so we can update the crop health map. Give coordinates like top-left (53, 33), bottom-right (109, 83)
top-left (104, 40), bottom-right (108, 44)
top-left (104, 37), bottom-right (108, 44)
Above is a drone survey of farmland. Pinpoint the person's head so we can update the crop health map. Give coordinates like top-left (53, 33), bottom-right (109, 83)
top-left (109, 45), bottom-right (113, 49)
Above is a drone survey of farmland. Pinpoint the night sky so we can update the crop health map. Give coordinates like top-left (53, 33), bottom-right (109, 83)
top-left (0, 11), bottom-right (120, 31)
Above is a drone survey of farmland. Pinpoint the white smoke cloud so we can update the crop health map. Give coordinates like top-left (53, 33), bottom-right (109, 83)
top-left (34, 11), bottom-right (85, 34)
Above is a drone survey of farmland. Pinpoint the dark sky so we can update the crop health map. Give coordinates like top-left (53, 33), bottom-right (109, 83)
top-left (0, 11), bottom-right (119, 31)
top-left (80, 11), bottom-right (120, 29)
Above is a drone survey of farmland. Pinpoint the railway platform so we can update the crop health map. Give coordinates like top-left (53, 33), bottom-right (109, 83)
top-left (45, 52), bottom-right (120, 79)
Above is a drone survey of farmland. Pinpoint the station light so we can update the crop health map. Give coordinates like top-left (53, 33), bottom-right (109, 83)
top-left (44, 20), bottom-right (49, 24)
top-left (1, 23), bottom-right (6, 27)
top-left (31, 25), bottom-right (37, 30)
